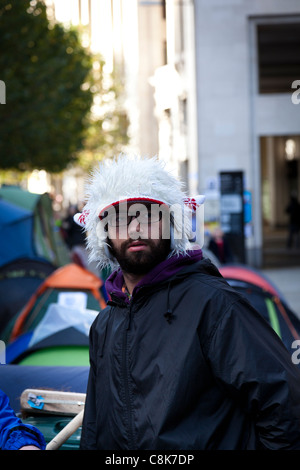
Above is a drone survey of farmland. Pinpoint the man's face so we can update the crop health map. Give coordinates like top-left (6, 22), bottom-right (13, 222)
top-left (106, 202), bottom-right (171, 275)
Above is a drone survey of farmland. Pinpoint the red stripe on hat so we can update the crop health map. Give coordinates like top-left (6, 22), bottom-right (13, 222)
top-left (99, 197), bottom-right (168, 219)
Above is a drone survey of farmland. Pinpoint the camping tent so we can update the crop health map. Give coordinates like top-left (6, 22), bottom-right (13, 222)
top-left (0, 364), bottom-right (89, 413)
top-left (6, 303), bottom-right (98, 366)
top-left (0, 187), bottom-right (71, 333)
top-left (4, 263), bottom-right (107, 365)
top-left (0, 186), bottom-right (69, 267)
top-left (219, 264), bottom-right (300, 361)
top-left (0, 258), bottom-right (55, 334)
top-left (0, 198), bottom-right (36, 265)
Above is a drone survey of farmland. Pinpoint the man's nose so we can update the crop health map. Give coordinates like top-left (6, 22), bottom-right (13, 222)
top-left (128, 216), bottom-right (143, 237)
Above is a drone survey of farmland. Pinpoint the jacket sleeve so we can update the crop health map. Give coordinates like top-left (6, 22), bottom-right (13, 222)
top-left (0, 390), bottom-right (46, 450)
top-left (80, 324), bottom-right (98, 450)
top-left (205, 297), bottom-right (300, 449)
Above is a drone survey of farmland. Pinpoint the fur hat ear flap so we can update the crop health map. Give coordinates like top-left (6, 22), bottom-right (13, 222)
top-left (104, 242), bottom-right (115, 261)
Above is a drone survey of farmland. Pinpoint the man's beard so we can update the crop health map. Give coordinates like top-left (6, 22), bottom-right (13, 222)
top-left (108, 237), bottom-right (171, 275)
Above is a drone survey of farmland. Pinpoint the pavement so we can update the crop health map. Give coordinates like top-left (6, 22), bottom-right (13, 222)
top-left (262, 266), bottom-right (300, 319)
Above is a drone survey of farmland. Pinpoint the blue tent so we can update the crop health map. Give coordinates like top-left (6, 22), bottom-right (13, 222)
top-left (0, 186), bottom-right (69, 267)
top-left (0, 198), bottom-right (56, 333)
top-left (0, 365), bottom-right (89, 413)
top-left (0, 198), bottom-right (36, 266)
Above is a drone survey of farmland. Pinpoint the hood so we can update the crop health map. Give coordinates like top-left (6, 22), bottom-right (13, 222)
top-left (105, 249), bottom-right (221, 305)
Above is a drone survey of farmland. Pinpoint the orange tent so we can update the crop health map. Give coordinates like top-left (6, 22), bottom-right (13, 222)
top-left (10, 264), bottom-right (107, 341)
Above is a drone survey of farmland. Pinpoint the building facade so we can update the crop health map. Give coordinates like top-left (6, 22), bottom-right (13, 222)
top-left (193, 0), bottom-right (300, 266)
top-left (45, 0), bottom-right (300, 267)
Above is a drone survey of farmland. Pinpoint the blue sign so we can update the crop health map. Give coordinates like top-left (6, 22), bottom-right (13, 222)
top-left (244, 190), bottom-right (252, 224)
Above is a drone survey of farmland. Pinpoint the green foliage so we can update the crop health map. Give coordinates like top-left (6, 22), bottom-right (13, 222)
top-left (0, 0), bottom-right (94, 172)
top-left (77, 55), bottom-right (130, 171)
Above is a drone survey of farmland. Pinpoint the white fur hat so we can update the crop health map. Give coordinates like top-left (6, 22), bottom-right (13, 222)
top-left (74, 154), bottom-right (205, 269)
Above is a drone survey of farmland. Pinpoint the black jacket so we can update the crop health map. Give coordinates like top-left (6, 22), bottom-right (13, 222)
top-left (80, 257), bottom-right (300, 450)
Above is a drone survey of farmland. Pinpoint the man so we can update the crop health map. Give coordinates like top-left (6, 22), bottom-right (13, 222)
top-left (0, 389), bottom-right (46, 450)
top-left (77, 154), bottom-right (300, 450)
top-left (286, 193), bottom-right (300, 249)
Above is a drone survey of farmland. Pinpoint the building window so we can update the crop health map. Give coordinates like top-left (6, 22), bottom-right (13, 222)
top-left (257, 22), bottom-right (300, 94)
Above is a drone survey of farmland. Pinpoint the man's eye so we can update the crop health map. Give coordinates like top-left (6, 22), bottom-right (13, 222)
top-left (116, 215), bottom-right (128, 224)
top-left (139, 212), bottom-right (151, 222)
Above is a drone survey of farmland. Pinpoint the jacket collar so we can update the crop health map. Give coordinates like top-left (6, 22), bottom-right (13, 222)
top-left (105, 249), bottom-right (203, 304)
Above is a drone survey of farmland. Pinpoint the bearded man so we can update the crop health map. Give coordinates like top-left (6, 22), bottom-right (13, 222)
top-left (76, 154), bottom-right (300, 450)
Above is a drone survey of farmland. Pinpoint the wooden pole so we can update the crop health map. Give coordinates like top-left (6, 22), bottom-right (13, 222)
top-left (46, 409), bottom-right (84, 450)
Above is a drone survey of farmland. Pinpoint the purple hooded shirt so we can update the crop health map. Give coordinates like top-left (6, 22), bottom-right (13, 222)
top-left (105, 249), bottom-right (203, 304)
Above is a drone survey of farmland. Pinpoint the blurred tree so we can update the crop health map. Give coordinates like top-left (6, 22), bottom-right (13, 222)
top-left (0, 0), bottom-right (129, 173)
top-left (77, 55), bottom-right (130, 171)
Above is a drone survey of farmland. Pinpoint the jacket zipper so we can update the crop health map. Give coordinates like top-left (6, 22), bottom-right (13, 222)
top-left (122, 303), bottom-right (135, 449)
